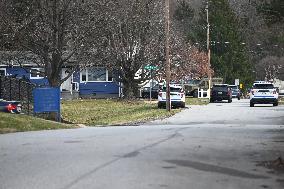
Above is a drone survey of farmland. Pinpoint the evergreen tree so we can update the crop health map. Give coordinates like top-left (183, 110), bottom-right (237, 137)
top-left (258, 0), bottom-right (284, 25)
top-left (175, 0), bottom-right (254, 87)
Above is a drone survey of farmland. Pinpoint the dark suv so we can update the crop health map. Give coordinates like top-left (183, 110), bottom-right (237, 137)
top-left (210, 84), bottom-right (232, 103)
top-left (229, 85), bottom-right (240, 100)
top-left (141, 85), bottom-right (160, 99)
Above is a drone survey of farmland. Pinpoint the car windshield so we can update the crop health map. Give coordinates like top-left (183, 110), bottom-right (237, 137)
top-left (253, 84), bottom-right (274, 89)
top-left (185, 80), bottom-right (201, 85)
top-left (212, 86), bottom-right (228, 92)
top-left (162, 87), bottom-right (182, 92)
top-left (229, 86), bottom-right (238, 90)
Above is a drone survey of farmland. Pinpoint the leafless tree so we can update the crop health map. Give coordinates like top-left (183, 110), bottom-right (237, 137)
top-left (93, 0), bottom-right (177, 98)
top-left (0, 0), bottom-right (106, 86)
top-left (257, 56), bottom-right (284, 81)
top-left (1, 0), bottom-right (213, 99)
top-left (229, 0), bottom-right (284, 80)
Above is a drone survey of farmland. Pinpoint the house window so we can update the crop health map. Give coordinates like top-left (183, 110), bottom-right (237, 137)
top-left (0, 68), bottom-right (6, 76)
top-left (88, 67), bottom-right (106, 81)
top-left (80, 67), bottom-right (113, 82)
top-left (30, 68), bottom-right (44, 79)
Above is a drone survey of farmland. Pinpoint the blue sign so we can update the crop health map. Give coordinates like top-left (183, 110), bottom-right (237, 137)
top-left (33, 87), bottom-right (61, 121)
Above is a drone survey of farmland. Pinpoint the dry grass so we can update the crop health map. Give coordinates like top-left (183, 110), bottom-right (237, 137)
top-left (186, 97), bottom-right (209, 105)
top-left (0, 112), bottom-right (75, 134)
top-left (61, 99), bottom-right (180, 126)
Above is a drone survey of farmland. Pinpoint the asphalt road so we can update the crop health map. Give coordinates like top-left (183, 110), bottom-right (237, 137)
top-left (0, 99), bottom-right (283, 189)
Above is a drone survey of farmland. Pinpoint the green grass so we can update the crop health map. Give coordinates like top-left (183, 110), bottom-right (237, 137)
top-left (0, 98), bottom-right (208, 133)
top-left (279, 97), bottom-right (284, 105)
top-left (186, 97), bottom-right (209, 105)
top-left (0, 112), bottom-right (75, 134)
top-left (61, 99), bottom-right (180, 126)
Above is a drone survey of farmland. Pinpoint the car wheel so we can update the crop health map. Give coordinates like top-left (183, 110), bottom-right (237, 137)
top-left (228, 99), bottom-right (232, 103)
top-left (238, 97), bottom-right (240, 100)
top-left (273, 102), bottom-right (278, 106)
top-left (250, 102), bottom-right (254, 107)
top-left (193, 90), bottom-right (198, 98)
top-left (181, 102), bottom-right (185, 108)
top-left (15, 105), bottom-right (22, 113)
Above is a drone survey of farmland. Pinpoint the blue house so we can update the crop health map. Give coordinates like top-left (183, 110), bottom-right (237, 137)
top-left (70, 67), bottom-right (121, 99)
top-left (0, 64), bottom-right (121, 99)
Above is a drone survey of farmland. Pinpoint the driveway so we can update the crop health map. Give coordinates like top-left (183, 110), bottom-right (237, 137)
top-left (0, 99), bottom-right (283, 189)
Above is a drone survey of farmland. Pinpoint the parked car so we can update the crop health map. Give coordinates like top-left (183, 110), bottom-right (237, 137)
top-left (184, 77), bottom-right (223, 97)
top-left (210, 84), bottom-right (232, 103)
top-left (250, 82), bottom-right (278, 107)
top-left (141, 84), bottom-right (160, 99)
top-left (229, 85), bottom-right (240, 100)
top-left (158, 85), bottom-right (185, 108)
top-left (0, 100), bottom-right (22, 113)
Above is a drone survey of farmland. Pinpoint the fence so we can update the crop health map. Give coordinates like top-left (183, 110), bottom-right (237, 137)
top-left (0, 75), bottom-right (35, 114)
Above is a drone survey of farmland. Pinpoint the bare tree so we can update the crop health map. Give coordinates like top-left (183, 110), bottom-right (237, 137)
top-left (1, 0), bottom-right (211, 98)
top-left (0, 0), bottom-right (105, 86)
top-left (94, 0), bottom-right (207, 98)
top-left (91, 0), bottom-right (165, 98)
top-left (229, 0), bottom-right (284, 80)
top-left (257, 56), bottom-right (284, 80)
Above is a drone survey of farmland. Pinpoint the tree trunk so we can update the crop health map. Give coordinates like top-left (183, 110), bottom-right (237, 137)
top-left (47, 52), bottom-right (62, 87)
top-left (48, 74), bottom-right (61, 87)
top-left (122, 80), bottom-right (139, 99)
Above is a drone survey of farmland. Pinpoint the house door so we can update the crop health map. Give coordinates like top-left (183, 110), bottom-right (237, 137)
top-left (61, 68), bottom-right (72, 91)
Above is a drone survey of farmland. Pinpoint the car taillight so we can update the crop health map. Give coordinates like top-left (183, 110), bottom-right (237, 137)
top-left (6, 104), bottom-right (17, 112)
top-left (158, 92), bottom-right (162, 97)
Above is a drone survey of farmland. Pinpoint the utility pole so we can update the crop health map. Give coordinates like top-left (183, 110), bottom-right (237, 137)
top-left (206, 1), bottom-right (212, 100)
top-left (149, 69), bottom-right (152, 101)
top-left (165, 0), bottom-right (171, 111)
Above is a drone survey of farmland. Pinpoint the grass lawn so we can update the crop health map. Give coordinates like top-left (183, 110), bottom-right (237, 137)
top-left (0, 97), bottom-right (209, 133)
top-left (61, 99), bottom-right (180, 126)
top-left (0, 112), bottom-right (75, 134)
top-left (186, 97), bottom-right (209, 105)
top-left (279, 97), bottom-right (284, 105)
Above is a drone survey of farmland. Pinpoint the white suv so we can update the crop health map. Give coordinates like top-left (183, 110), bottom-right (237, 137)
top-left (158, 85), bottom-right (185, 108)
top-left (250, 82), bottom-right (278, 107)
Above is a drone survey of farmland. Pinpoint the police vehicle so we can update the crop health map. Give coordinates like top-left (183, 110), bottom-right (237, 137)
top-left (250, 82), bottom-right (278, 107)
top-left (158, 85), bottom-right (185, 108)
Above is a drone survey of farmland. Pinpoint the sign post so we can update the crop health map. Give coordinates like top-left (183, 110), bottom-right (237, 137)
top-left (235, 79), bottom-right (240, 86)
top-left (33, 87), bottom-right (61, 122)
top-left (144, 65), bottom-right (158, 101)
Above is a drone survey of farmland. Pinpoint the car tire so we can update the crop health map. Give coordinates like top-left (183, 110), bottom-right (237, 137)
top-left (193, 90), bottom-right (198, 98)
top-left (238, 97), bottom-right (240, 100)
top-left (228, 99), bottom-right (232, 103)
top-left (273, 102), bottom-right (278, 106)
top-left (158, 102), bottom-right (163, 109)
top-left (181, 102), bottom-right (185, 108)
top-left (250, 102), bottom-right (254, 107)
